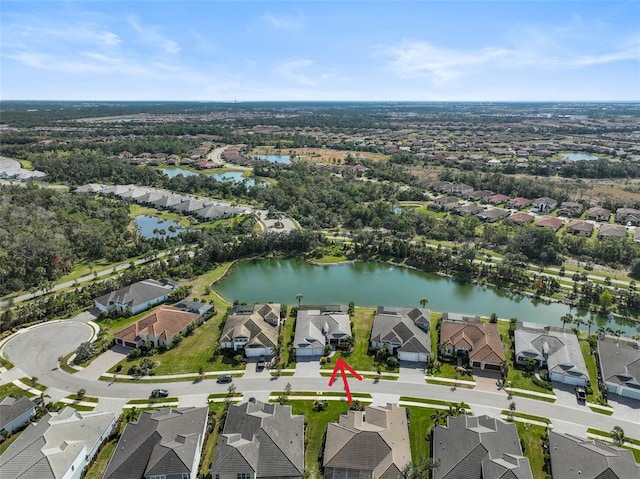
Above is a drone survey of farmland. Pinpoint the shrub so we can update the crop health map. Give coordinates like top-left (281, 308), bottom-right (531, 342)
top-left (127, 348), bottom-right (141, 360)
top-left (386, 356), bottom-right (399, 368)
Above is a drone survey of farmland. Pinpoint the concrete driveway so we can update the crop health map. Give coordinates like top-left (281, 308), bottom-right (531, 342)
top-left (294, 357), bottom-right (321, 378)
top-left (399, 361), bottom-right (426, 383)
top-left (74, 345), bottom-right (129, 381)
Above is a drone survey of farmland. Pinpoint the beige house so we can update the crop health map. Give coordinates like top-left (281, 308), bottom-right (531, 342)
top-left (114, 306), bottom-right (199, 348)
top-left (324, 404), bottom-right (410, 479)
top-left (220, 304), bottom-right (281, 357)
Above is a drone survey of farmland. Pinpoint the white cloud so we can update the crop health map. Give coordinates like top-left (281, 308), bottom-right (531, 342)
top-left (274, 58), bottom-right (319, 86)
top-left (260, 11), bottom-right (304, 31)
top-left (376, 41), bottom-right (511, 83)
top-left (127, 16), bottom-right (181, 54)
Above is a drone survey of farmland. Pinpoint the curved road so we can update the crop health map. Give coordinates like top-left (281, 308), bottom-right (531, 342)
top-left (1, 316), bottom-right (638, 439)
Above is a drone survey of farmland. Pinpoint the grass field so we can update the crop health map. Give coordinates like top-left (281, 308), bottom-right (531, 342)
top-left (289, 400), bottom-right (351, 479)
top-left (515, 423), bottom-right (548, 479)
top-left (579, 338), bottom-right (605, 403)
top-left (406, 406), bottom-right (437, 463)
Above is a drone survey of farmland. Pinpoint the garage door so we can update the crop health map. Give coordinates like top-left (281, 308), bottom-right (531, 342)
top-left (398, 352), bottom-right (426, 362)
top-left (245, 348), bottom-right (269, 357)
top-left (296, 347), bottom-right (320, 357)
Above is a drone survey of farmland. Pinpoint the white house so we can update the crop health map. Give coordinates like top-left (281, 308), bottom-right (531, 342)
top-left (597, 337), bottom-right (640, 400)
top-left (94, 279), bottom-right (178, 315)
top-left (370, 306), bottom-right (431, 362)
top-left (294, 306), bottom-right (352, 358)
top-left (0, 397), bottom-right (36, 435)
top-left (219, 304), bottom-right (281, 357)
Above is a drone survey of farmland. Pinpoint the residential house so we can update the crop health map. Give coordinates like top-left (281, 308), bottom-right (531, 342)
top-left (535, 216), bottom-right (564, 232)
top-left (211, 400), bottom-right (304, 479)
top-left (114, 306), bottom-right (199, 349)
top-left (532, 197), bottom-right (558, 213)
top-left (451, 183), bottom-right (474, 196)
top-left (75, 183), bottom-right (106, 194)
top-left (94, 279), bottom-right (178, 315)
top-left (467, 190), bottom-right (494, 202)
top-left (151, 194), bottom-right (189, 209)
top-left (549, 431), bottom-right (640, 479)
top-left (431, 196), bottom-right (459, 211)
top-left (370, 306), bottom-right (431, 362)
top-left (219, 303), bottom-right (281, 357)
top-left (558, 201), bottom-right (584, 217)
top-left (175, 198), bottom-right (211, 214)
top-left (103, 407), bottom-right (208, 479)
top-left (324, 404), bottom-right (410, 479)
top-left (173, 299), bottom-right (214, 316)
top-left (476, 208), bottom-right (510, 223)
top-left (597, 337), bottom-right (640, 400)
top-left (506, 212), bottom-right (534, 224)
top-left (566, 220), bottom-right (594, 237)
top-left (195, 203), bottom-right (241, 221)
top-left (507, 197), bottom-right (532, 210)
top-left (136, 190), bottom-right (169, 206)
top-left (439, 317), bottom-right (505, 370)
top-left (0, 396), bottom-right (36, 435)
top-left (0, 407), bottom-right (115, 479)
top-left (294, 306), bottom-right (351, 357)
top-left (586, 207), bottom-right (611, 222)
top-left (433, 415), bottom-right (533, 479)
top-left (514, 322), bottom-right (589, 386)
top-left (487, 193), bottom-right (509, 205)
top-left (430, 181), bottom-right (453, 194)
top-left (598, 224), bottom-right (628, 240)
top-left (487, 158), bottom-right (502, 167)
top-left (616, 207), bottom-right (640, 225)
top-left (453, 204), bottom-right (484, 216)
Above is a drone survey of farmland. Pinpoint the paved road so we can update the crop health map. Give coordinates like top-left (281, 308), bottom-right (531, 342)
top-left (1, 317), bottom-right (638, 438)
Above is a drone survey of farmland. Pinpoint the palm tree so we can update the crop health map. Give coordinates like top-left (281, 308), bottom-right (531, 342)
top-left (419, 297), bottom-right (429, 308)
top-left (509, 401), bottom-right (517, 419)
top-left (561, 313), bottom-right (573, 330)
top-left (295, 293), bottom-right (303, 308)
top-left (611, 426), bottom-right (625, 446)
top-left (586, 317), bottom-right (595, 337)
top-left (430, 409), bottom-right (448, 426)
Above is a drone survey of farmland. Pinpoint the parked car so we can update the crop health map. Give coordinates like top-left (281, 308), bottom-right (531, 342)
top-left (151, 389), bottom-right (169, 398)
top-left (217, 374), bottom-right (233, 384)
top-left (575, 386), bottom-right (586, 403)
top-left (257, 355), bottom-right (266, 371)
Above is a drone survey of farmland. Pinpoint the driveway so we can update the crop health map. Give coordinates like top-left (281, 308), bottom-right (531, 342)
top-left (74, 345), bottom-right (129, 381)
top-left (294, 357), bottom-right (321, 378)
top-left (243, 357), bottom-right (272, 378)
top-left (399, 361), bottom-right (426, 384)
top-left (473, 368), bottom-right (502, 392)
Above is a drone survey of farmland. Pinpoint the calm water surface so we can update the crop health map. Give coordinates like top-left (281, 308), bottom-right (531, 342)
top-left (160, 167), bottom-right (200, 178)
top-left (561, 152), bottom-right (599, 162)
top-left (134, 215), bottom-right (184, 238)
top-left (252, 154), bottom-right (291, 164)
top-left (214, 258), bottom-right (639, 334)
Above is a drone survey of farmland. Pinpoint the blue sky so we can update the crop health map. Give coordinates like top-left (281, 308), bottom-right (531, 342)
top-left (1, 1), bottom-right (638, 101)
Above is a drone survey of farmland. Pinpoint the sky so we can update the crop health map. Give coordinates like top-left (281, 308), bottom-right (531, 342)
top-left (1, 1), bottom-right (639, 102)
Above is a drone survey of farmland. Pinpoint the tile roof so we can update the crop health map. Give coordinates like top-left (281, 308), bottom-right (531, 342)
top-left (324, 404), bottom-right (410, 479)
top-left (0, 407), bottom-right (115, 479)
top-left (549, 432), bottom-right (640, 478)
top-left (440, 320), bottom-right (505, 364)
top-left (211, 401), bottom-right (304, 478)
top-left (115, 306), bottom-right (198, 344)
top-left (220, 304), bottom-right (281, 350)
top-left (433, 415), bottom-right (532, 479)
top-left (103, 407), bottom-right (208, 479)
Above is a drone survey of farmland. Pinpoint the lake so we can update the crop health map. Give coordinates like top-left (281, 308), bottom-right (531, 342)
top-left (561, 152), bottom-right (599, 162)
top-left (211, 171), bottom-right (257, 186)
top-left (160, 167), bottom-right (200, 178)
top-left (252, 154), bottom-right (292, 164)
top-left (213, 258), bottom-right (639, 335)
top-left (134, 215), bottom-right (184, 238)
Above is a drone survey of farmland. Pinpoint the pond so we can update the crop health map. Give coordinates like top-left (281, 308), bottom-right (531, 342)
top-left (252, 154), bottom-right (292, 164)
top-left (134, 215), bottom-right (184, 239)
top-left (561, 152), bottom-right (599, 162)
top-left (213, 258), bottom-right (639, 335)
top-left (160, 167), bottom-right (200, 178)
top-left (211, 171), bottom-right (257, 187)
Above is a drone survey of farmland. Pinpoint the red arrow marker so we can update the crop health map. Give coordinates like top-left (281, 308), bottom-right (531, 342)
top-left (328, 357), bottom-right (363, 403)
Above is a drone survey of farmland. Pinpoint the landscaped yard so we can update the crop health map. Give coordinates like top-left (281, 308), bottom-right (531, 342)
top-left (515, 423), bottom-right (549, 479)
top-left (0, 382), bottom-right (30, 400)
top-left (289, 400), bottom-right (350, 479)
top-left (320, 307), bottom-right (399, 373)
top-left (278, 311), bottom-right (297, 368)
top-left (579, 338), bottom-right (605, 403)
top-left (406, 406), bottom-right (437, 463)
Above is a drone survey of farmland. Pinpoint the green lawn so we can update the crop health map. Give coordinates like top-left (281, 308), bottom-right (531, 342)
top-left (83, 440), bottom-right (116, 479)
top-left (579, 339), bottom-right (605, 403)
top-left (199, 402), bottom-right (227, 477)
top-left (321, 307), bottom-right (398, 373)
top-left (0, 434), bottom-right (19, 455)
top-left (289, 400), bottom-right (350, 479)
top-left (406, 406), bottom-right (437, 463)
top-left (515, 423), bottom-right (548, 479)
top-left (0, 383), bottom-right (35, 399)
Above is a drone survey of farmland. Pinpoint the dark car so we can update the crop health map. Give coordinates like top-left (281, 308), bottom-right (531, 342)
top-left (151, 388), bottom-right (169, 398)
top-left (575, 386), bottom-right (586, 403)
top-left (217, 374), bottom-right (233, 384)
top-left (257, 355), bottom-right (266, 371)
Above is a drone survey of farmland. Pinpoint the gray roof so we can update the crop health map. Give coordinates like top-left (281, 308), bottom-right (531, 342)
top-left (211, 400), bottom-right (304, 478)
top-left (549, 431), bottom-right (640, 478)
top-left (195, 203), bottom-right (241, 220)
top-left (103, 407), bottom-right (208, 479)
top-left (173, 300), bottom-right (213, 315)
top-left (323, 404), bottom-right (410, 479)
top-left (0, 396), bottom-right (36, 430)
top-left (371, 307), bottom-right (431, 355)
top-left (597, 338), bottom-right (640, 392)
top-left (94, 279), bottom-right (176, 310)
top-left (294, 308), bottom-right (351, 351)
top-left (0, 407), bottom-right (115, 479)
top-left (220, 304), bottom-right (280, 350)
top-left (514, 322), bottom-right (588, 383)
top-left (433, 415), bottom-right (533, 479)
